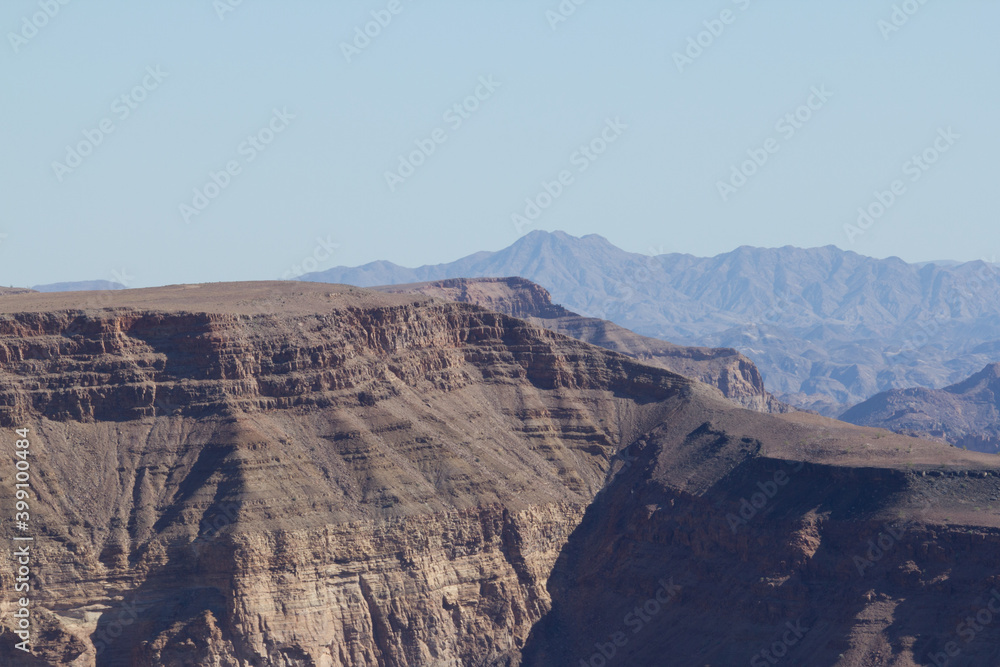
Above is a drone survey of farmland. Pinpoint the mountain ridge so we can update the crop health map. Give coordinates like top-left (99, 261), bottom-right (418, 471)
top-left (31, 280), bottom-right (124, 292)
top-left (303, 231), bottom-right (1000, 415)
top-left (841, 362), bottom-right (1000, 452)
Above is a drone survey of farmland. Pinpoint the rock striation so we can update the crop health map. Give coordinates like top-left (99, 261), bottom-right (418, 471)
top-left (0, 282), bottom-right (996, 666)
top-left (373, 277), bottom-right (790, 414)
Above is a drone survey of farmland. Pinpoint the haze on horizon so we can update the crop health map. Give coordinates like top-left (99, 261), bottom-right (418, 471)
top-left (3, 1), bottom-right (997, 288)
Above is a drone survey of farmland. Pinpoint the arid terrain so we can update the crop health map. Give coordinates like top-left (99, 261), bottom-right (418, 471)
top-left (373, 277), bottom-right (789, 414)
top-left (0, 282), bottom-right (998, 666)
top-left (842, 362), bottom-right (1000, 453)
top-left (304, 231), bottom-right (1000, 416)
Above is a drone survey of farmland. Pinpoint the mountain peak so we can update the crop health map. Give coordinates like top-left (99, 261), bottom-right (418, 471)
top-left (950, 362), bottom-right (1000, 391)
top-left (517, 230), bottom-right (614, 246)
top-left (301, 235), bottom-right (1000, 419)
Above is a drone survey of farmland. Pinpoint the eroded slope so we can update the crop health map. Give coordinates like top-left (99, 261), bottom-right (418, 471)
top-left (0, 282), bottom-right (995, 666)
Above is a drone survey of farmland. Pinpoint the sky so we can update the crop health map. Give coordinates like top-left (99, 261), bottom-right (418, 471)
top-left (2, 1), bottom-right (998, 288)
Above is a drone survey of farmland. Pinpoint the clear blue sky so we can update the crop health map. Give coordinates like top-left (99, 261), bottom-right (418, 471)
top-left (3, 1), bottom-right (997, 287)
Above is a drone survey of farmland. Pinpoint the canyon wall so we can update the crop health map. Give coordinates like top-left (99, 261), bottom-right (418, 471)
top-left (0, 283), bottom-right (995, 666)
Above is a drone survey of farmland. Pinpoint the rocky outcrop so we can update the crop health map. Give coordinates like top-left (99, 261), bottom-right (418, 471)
top-left (375, 278), bottom-right (573, 321)
top-left (0, 282), bottom-right (693, 665)
top-left (0, 282), bottom-right (997, 666)
top-left (374, 277), bottom-right (790, 414)
top-left (840, 363), bottom-right (1000, 453)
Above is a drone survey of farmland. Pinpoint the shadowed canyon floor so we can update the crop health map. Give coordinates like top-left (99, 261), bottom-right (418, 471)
top-left (0, 282), bottom-right (997, 666)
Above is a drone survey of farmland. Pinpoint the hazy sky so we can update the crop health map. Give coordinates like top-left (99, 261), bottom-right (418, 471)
top-left (3, 1), bottom-right (997, 287)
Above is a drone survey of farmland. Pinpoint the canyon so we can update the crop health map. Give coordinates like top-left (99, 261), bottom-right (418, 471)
top-left (0, 282), bottom-right (997, 665)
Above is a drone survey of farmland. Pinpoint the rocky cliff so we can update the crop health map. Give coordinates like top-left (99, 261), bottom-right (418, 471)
top-left (0, 282), bottom-right (701, 666)
top-left (0, 282), bottom-right (996, 666)
top-left (374, 277), bottom-right (790, 414)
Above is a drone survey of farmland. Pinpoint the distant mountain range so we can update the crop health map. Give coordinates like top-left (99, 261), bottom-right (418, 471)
top-left (302, 230), bottom-right (1000, 416)
top-left (31, 280), bottom-right (125, 292)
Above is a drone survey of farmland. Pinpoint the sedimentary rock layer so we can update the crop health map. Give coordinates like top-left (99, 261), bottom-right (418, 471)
top-left (0, 282), bottom-right (995, 666)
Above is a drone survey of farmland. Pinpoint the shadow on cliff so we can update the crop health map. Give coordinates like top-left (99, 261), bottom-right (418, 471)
top-left (150, 439), bottom-right (238, 535)
top-left (92, 581), bottom-right (228, 667)
top-left (516, 423), bottom-right (956, 666)
top-left (94, 424), bottom-right (252, 666)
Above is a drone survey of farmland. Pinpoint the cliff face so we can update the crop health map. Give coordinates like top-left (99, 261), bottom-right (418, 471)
top-left (522, 407), bottom-right (1000, 667)
top-left (374, 277), bottom-right (574, 321)
top-left (374, 277), bottom-right (790, 414)
top-left (0, 282), bottom-right (693, 666)
top-left (0, 282), bottom-right (997, 667)
top-left (841, 363), bottom-right (1000, 453)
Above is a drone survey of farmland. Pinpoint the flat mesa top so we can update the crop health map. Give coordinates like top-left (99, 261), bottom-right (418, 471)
top-left (0, 281), bottom-right (435, 316)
